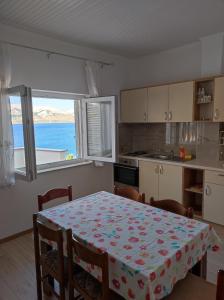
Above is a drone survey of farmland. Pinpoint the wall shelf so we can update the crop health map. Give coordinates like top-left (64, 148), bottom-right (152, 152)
top-left (184, 185), bottom-right (203, 194)
top-left (194, 79), bottom-right (214, 121)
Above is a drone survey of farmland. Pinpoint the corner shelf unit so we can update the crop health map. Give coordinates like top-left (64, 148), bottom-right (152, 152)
top-left (183, 168), bottom-right (204, 218)
top-left (194, 79), bottom-right (214, 121)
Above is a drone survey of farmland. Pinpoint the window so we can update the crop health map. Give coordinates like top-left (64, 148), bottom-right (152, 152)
top-left (8, 86), bottom-right (116, 180)
top-left (8, 85), bottom-right (36, 181)
top-left (82, 96), bottom-right (116, 162)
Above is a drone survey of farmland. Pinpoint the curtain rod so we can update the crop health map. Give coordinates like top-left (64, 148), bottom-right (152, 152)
top-left (0, 40), bottom-right (114, 66)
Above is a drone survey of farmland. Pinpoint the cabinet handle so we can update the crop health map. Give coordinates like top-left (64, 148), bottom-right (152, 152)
top-left (144, 112), bottom-right (147, 121)
top-left (155, 165), bottom-right (159, 174)
top-left (165, 112), bottom-right (168, 121)
top-left (205, 185), bottom-right (211, 196)
top-left (159, 165), bottom-right (163, 175)
top-left (168, 111), bottom-right (172, 121)
top-left (214, 109), bottom-right (219, 120)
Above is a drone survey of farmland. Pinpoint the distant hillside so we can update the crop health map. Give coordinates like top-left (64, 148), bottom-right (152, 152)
top-left (11, 105), bottom-right (74, 124)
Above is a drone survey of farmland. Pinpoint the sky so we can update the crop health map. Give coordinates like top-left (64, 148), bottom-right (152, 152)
top-left (10, 96), bottom-right (75, 113)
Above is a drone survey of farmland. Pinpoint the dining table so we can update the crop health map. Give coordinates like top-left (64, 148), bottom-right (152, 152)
top-left (37, 191), bottom-right (221, 300)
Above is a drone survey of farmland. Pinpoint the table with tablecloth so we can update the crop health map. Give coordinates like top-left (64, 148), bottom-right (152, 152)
top-left (38, 191), bottom-right (221, 300)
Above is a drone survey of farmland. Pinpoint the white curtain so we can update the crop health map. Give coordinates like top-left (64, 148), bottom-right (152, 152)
top-left (0, 44), bottom-right (15, 187)
top-left (85, 61), bottom-right (102, 97)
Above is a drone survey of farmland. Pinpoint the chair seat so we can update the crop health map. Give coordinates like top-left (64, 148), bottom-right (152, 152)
top-left (40, 249), bottom-right (68, 280)
top-left (73, 266), bottom-right (124, 300)
top-left (165, 273), bottom-right (216, 300)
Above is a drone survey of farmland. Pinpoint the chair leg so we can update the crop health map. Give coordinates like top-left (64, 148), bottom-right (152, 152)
top-left (36, 264), bottom-right (42, 300)
top-left (69, 283), bottom-right (74, 300)
top-left (59, 283), bottom-right (66, 300)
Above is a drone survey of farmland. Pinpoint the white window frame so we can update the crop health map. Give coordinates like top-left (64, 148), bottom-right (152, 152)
top-left (9, 88), bottom-right (116, 180)
top-left (31, 89), bottom-right (87, 172)
top-left (82, 96), bottom-right (116, 163)
top-left (8, 85), bottom-right (37, 181)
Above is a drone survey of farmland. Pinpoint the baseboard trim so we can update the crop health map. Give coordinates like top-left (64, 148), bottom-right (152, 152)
top-left (0, 228), bottom-right (33, 244)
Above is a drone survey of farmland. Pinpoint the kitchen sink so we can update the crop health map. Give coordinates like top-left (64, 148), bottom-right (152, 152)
top-left (141, 153), bottom-right (192, 162)
top-left (143, 154), bottom-right (170, 160)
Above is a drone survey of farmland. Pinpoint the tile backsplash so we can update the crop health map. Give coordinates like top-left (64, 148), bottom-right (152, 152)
top-left (119, 122), bottom-right (221, 161)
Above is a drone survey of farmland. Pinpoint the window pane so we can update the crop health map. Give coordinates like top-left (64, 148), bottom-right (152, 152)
top-left (10, 95), bottom-right (26, 171)
top-left (86, 100), bottom-right (112, 158)
top-left (32, 97), bottom-right (78, 166)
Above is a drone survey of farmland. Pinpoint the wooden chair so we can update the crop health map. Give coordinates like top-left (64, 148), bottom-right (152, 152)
top-left (149, 198), bottom-right (194, 218)
top-left (33, 213), bottom-right (67, 300)
top-left (66, 229), bottom-right (124, 300)
top-left (165, 269), bottom-right (224, 300)
top-left (217, 269), bottom-right (224, 300)
top-left (38, 185), bottom-right (72, 211)
top-left (114, 186), bottom-right (145, 203)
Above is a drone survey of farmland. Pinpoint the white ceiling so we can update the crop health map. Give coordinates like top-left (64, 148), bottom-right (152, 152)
top-left (0, 0), bottom-right (224, 57)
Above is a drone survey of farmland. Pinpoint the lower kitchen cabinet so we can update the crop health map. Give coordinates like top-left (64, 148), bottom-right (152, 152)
top-left (139, 160), bottom-right (183, 203)
top-left (204, 170), bottom-right (224, 225)
top-left (158, 164), bottom-right (183, 203)
top-left (139, 161), bottom-right (159, 201)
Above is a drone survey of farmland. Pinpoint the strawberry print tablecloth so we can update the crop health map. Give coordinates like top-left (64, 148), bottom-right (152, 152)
top-left (38, 191), bottom-right (221, 300)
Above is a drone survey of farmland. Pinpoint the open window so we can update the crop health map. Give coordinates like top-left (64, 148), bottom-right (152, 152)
top-left (8, 85), bottom-right (37, 181)
top-left (31, 90), bottom-right (83, 171)
top-left (82, 96), bottom-right (116, 163)
top-left (8, 90), bottom-right (116, 181)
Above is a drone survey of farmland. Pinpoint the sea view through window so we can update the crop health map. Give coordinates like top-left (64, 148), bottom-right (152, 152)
top-left (10, 95), bottom-right (78, 168)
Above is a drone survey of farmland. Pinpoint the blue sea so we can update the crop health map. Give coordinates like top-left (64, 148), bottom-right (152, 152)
top-left (13, 123), bottom-right (76, 156)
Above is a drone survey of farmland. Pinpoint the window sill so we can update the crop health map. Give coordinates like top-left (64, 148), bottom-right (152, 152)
top-left (37, 160), bottom-right (93, 174)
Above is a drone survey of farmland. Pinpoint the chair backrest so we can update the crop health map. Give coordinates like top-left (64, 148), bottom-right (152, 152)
top-left (66, 229), bottom-right (109, 300)
top-left (33, 213), bottom-right (65, 281)
top-left (217, 269), bottom-right (224, 300)
top-left (149, 198), bottom-right (194, 218)
top-left (38, 185), bottom-right (72, 211)
top-left (114, 186), bottom-right (145, 203)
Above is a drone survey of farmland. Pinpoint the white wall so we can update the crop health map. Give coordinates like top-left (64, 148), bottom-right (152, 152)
top-left (0, 163), bottom-right (113, 239)
top-left (125, 41), bottom-right (202, 88)
top-left (0, 24), bottom-right (130, 239)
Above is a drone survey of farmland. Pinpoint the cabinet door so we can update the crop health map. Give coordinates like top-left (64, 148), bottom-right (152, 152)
top-left (148, 85), bottom-right (169, 122)
top-left (139, 160), bottom-right (159, 202)
top-left (214, 77), bottom-right (224, 122)
top-left (169, 81), bottom-right (194, 122)
top-left (204, 183), bottom-right (224, 225)
top-left (120, 88), bottom-right (148, 123)
top-left (159, 164), bottom-right (183, 203)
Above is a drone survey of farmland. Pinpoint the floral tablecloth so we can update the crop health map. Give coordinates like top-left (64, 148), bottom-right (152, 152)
top-left (38, 191), bottom-right (221, 300)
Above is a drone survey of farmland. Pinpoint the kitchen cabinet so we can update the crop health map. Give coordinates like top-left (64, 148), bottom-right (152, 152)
top-left (148, 85), bottom-right (169, 122)
top-left (120, 88), bottom-right (148, 123)
top-left (168, 81), bottom-right (194, 122)
top-left (139, 160), bottom-right (159, 201)
top-left (147, 81), bottom-right (194, 123)
top-left (139, 160), bottom-right (183, 203)
top-left (158, 164), bottom-right (183, 202)
top-left (213, 77), bottom-right (224, 122)
top-left (204, 170), bottom-right (224, 225)
top-left (120, 80), bottom-right (198, 123)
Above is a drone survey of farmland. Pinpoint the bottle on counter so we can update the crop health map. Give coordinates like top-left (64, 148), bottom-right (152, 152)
top-left (179, 146), bottom-right (185, 160)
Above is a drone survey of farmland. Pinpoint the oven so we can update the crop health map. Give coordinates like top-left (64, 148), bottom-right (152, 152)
top-left (114, 158), bottom-right (139, 188)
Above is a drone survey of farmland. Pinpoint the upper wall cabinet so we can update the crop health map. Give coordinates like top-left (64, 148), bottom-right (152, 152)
top-left (120, 88), bottom-right (148, 123)
top-left (147, 81), bottom-right (194, 123)
top-left (168, 81), bottom-right (194, 122)
top-left (148, 85), bottom-right (169, 122)
top-left (213, 77), bottom-right (224, 122)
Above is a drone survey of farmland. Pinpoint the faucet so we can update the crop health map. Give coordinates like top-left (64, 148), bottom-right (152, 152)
top-left (170, 150), bottom-right (174, 159)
